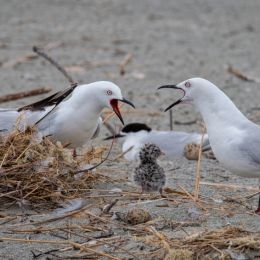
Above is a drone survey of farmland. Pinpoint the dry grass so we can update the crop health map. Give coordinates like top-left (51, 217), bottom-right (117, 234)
top-left (140, 226), bottom-right (260, 259)
top-left (0, 127), bottom-right (107, 208)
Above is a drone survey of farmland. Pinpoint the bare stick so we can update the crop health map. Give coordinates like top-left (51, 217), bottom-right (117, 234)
top-left (76, 135), bottom-right (115, 173)
top-left (227, 65), bottom-right (260, 83)
top-left (194, 126), bottom-right (205, 200)
top-left (33, 46), bottom-right (75, 85)
top-left (101, 115), bottom-right (116, 136)
top-left (178, 185), bottom-right (207, 212)
top-left (112, 145), bottom-right (134, 161)
top-left (169, 110), bottom-right (173, 130)
top-left (0, 87), bottom-right (52, 103)
top-left (145, 226), bottom-right (171, 252)
top-left (102, 199), bottom-right (119, 213)
top-left (119, 53), bottom-right (133, 75)
top-left (0, 237), bottom-right (69, 244)
top-left (70, 242), bottom-right (120, 260)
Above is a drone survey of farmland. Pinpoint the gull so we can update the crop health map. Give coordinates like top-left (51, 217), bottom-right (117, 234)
top-left (104, 122), bottom-right (210, 161)
top-left (158, 77), bottom-right (260, 213)
top-left (0, 81), bottom-right (135, 147)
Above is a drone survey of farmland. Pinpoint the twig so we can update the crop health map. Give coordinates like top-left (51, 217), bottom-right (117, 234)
top-left (0, 237), bottom-right (69, 244)
top-left (119, 53), bottom-right (133, 75)
top-left (194, 126), bottom-right (205, 200)
top-left (76, 136), bottom-right (115, 173)
top-left (102, 199), bottom-right (119, 213)
top-left (31, 248), bottom-right (60, 259)
top-left (169, 110), bottom-right (173, 130)
top-left (100, 115), bottom-right (116, 136)
top-left (0, 87), bottom-right (52, 103)
top-left (102, 104), bottom-right (123, 124)
top-left (33, 46), bottom-right (75, 85)
top-left (11, 204), bottom-right (93, 227)
top-left (112, 145), bottom-right (134, 161)
top-left (70, 241), bottom-right (120, 260)
top-left (245, 191), bottom-right (260, 199)
top-left (178, 185), bottom-right (207, 212)
top-left (145, 226), bottom-right (171, 252)
top-left (227, 65), bottom-right (259, 83)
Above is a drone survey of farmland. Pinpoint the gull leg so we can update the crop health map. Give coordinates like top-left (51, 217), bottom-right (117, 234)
top-left (138, 186), bottom-right (144, 203)
top-left (255, 194), bottom-right (260, 215)
top-left (254, 181), bottom-right (260, 214)
top-left (73, 148), bottom-right (77, 158)
top-left (159, 187), bottom-right (167, 198)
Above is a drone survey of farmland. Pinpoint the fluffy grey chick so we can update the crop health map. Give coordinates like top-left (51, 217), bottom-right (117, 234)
top-left (134, 143), bottom-right (166, 195)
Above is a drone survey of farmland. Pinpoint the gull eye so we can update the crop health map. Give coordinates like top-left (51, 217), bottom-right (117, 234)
top-left (107, 90), bottom-right (113, 95)
top-left (185, 81), bottom-right (191, 88)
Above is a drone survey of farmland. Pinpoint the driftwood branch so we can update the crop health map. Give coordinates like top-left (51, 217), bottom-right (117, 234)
top-left (119, 53), bottom-right (133, 75)
top-left (227, 65), bottom-right (260, 83)
top-left (0, 87), bottom-right (52, 104)
top-left (33, 46), bottom-right (76, 86)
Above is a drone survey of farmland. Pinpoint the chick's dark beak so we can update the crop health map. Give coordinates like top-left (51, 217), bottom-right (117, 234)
top-left (110, 98), bottom-right (135, 125)
top-left (157, 85), bottom-right (185, 112)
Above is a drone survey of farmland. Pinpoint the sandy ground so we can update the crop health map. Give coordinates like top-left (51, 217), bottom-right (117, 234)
top-left (0, 0), bottom-right (260, 259)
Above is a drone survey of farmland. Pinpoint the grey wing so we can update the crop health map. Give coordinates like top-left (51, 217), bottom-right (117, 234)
top-left (238, 125), bottom-right (260, 167)
top-left (146, 131), bottom-right (208, 158)
top-left (0, 109), bottom-right (20, 131)
top-left (0, 106), bottom-right (56, 133)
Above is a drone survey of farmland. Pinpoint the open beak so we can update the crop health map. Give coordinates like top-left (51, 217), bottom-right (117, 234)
top-left (104, 133), bottom-right (124, 140)
top-left (110, 98), bottom-right (135, 125)
top-left (157, 85), bottom-right (186, 112)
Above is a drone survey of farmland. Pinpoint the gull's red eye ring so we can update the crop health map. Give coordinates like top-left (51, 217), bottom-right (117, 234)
top-left (185, 81), bottom-right (191, 88)
top-left (107, 90), bottom-right (113, 95)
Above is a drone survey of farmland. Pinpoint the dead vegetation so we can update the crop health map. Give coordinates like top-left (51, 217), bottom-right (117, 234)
top-left (0, 127), bottom-right (107, 208)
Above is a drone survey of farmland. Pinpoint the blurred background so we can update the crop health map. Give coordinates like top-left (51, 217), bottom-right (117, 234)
top-left (1, 0), bottom-right (260, 132)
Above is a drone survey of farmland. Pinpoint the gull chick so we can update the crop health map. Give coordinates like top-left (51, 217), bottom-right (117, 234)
top-left (104, 122), bottom-right (210, 161)
top-left (159, 77), bottom-right (260, 213)
top-left (134, 143), bottom-right (166, 195)
top-left (0, 81), bottom-right (135, 147)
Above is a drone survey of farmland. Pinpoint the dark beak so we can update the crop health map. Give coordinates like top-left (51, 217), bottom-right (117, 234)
top-left (104, 133), bottom-right (124, 140)
top-left (110, 98), bottom-right (135, 125)
top-left (157, 85), bottom-right (185, 112)
top-left (118, 98), bottom-right (135, 109)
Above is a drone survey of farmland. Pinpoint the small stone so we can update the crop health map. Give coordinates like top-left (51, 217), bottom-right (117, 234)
top-left (115, 208), bottom-right (151, 225)
top-left (125, 208), bottom-right (151, 225)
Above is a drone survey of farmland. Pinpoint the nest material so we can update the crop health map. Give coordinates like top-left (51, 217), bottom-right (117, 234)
top-left (0, 128), bottom-right (106, 208)
top-left (141, 226), bottom-right (260, 259)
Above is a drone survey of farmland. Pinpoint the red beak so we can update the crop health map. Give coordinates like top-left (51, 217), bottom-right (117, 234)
top-left (110, 98), bottom-right (135, 125)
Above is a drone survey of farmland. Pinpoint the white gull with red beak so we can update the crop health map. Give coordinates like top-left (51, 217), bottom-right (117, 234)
top-left (0, 81), bottom-right (135, 147)
top-left (158, 77), bottom-right (260, 213)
